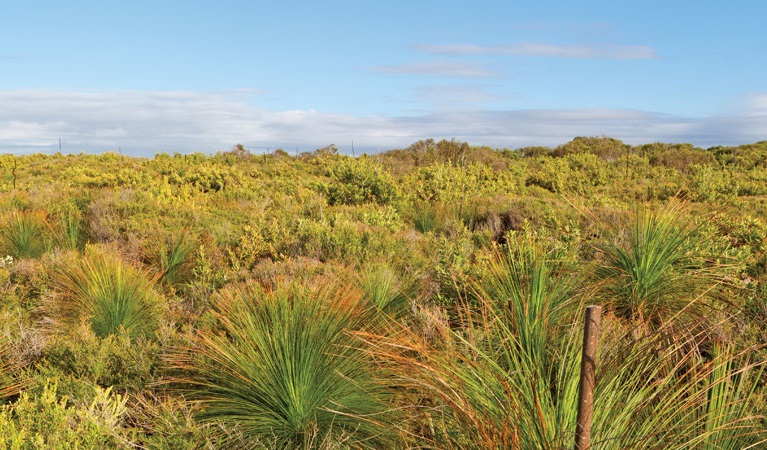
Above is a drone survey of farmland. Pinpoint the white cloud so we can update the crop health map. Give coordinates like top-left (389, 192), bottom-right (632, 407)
top-left (0, 89), bottom-right (765, 156)
top-left (413, 43), bottom-right (658, 60)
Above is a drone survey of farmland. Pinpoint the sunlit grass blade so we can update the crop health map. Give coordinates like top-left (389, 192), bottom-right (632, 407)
top-left (355, 264), bottom-right (415, 320)
top-left (157, 233), bottom-right (194, 287)
top-left (591, 329), bottom-right (767, 449)
top-left (0, 334), bottom-right (23, 400)
top-left (55, 205), bottom-right (83, 252)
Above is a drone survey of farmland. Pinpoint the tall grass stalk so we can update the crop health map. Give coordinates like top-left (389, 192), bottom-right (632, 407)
top-left (157, 233), bottom-right (194, 287)
top-left (0, 334), bottom-right (22, 400)
top-left (172, 282), bottom-right (400, 449)
top-left (59, 207), bottom-right (82, 251)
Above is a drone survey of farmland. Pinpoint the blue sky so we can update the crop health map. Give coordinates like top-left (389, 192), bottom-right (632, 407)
top-left (1, 1), bottom-right (765, 156)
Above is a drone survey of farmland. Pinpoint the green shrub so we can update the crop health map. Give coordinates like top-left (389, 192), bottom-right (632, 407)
top-left (130, 393), bottom-right (213, 450)
top-left (0, 380), bottom-right (129, 448)
top-left (525, 157), bottom-right (569, 193)
top-left (320, 156), bottom-right (398, 206)
top-left (293, 214), bottom-right (391, 265)
top-left (227, 217), bottom-right (293, 270)
top-left (43, 324), bottom-right (161, 392)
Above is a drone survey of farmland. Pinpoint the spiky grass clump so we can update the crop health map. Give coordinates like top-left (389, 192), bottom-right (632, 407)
top-left (402, 239), bottom-right (581, 448)
top-left (173, 281), bottom-right (400, 449)
top-left (356, 264), bottom-right (414, 320)
top-left (479, 235), bottom-right (578, 362)
top-left (362, 239), bottom-right (767, 449)
top-left (157, 233), bottom-right (195, 288)
top-left (592, 201), bottom-right (731, 337)
top-left (58, 207), bottom-right (83, 252)
top-left (0, 210), bottom-right (49, 259)
top-left (52, 245), bottom-right (162, 339)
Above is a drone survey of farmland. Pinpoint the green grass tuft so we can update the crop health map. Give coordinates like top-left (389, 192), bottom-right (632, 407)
top-left (172, 281), bottom-right (400, 449)
top-left (0, 210), bottom-right (49, 259)
top-left (52, 245), bottom-right (162, 339)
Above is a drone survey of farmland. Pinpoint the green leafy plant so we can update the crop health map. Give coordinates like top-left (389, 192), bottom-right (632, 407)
top-left (43, 323), bottom-right (161, 392)
top-left (0, 380), bottom-right (130, 448)
top-left (321, 156), bottom-right (398, 206)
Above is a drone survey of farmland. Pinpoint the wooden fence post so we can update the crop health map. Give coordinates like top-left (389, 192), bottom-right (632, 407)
top-left (575, 305), bottom-right (602, 450)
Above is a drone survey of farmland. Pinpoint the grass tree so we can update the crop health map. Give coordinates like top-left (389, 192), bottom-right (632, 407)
top-left (589, 325), bottom-right (766, 449)
top-left (360, 237), bottom-right (583, 449)
top-left (592, 201), bottom-right (730, 338)
top-left (56, 205), bottom-right (83, 252)
top-left (172, 281), bottom-right (401, 449)
top-left (156, 233), bottom-right (195, 288)
top-left (355, 263), bottom-right (414, 320)
top-left (0, 210), bottom-right (49, 259)
top-left (51, 245), bottom-right (162, 339)
top-left (361, 236), bottom-right (767, 449)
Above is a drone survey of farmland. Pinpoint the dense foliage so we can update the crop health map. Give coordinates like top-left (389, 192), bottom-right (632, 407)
top-left (0, 137), bottom-right (766, 448)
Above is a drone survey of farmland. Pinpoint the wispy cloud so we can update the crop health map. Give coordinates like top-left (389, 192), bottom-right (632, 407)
top-left (414, 85), bottom-right (507, 106)
top-left (0, 53), bottom-right (24, 61)
top-left (0, 89), bottom-right (763, 156)
top-left (413, 43), bottom-right (658, 60)
top-left (370, 61), bottom-right (500, 78)
top-left (744, 93), bottom-right (767, 114)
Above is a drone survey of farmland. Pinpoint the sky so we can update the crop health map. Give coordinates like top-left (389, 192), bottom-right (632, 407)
top-left (1, 1), bottom-right (766, 156)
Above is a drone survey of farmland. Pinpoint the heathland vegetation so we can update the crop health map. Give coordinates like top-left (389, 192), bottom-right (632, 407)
top-left (0, 136), bottom-right (766, 448)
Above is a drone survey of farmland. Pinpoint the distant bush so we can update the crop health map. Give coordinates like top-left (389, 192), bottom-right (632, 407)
top-left (553, 136), bottom-right (630, 160)
top-left (320, 156), bottom-right (398, 205)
